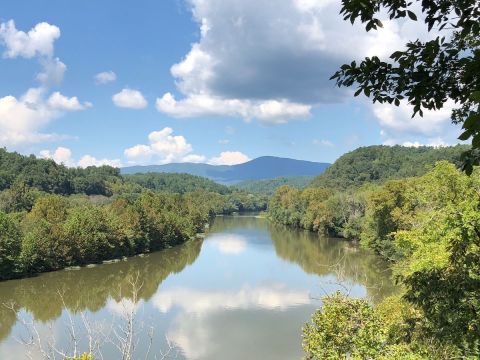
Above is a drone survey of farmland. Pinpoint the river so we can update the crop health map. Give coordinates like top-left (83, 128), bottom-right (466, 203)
top-left (0, 215), bottom-right (395, 360)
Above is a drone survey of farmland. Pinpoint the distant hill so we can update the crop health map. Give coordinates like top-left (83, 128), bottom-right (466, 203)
top-left (233, 176), bottom-right (315, 195)
top-left (124, 172), bottom-right (231, 194)
top-left (310, 145), bottom-right (469, 189)
top-left (121, 156), bottom-right (330, 184)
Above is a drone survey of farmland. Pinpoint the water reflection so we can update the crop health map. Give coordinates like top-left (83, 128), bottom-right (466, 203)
top-left (0, 215), bottom-right (395, 360)
top-left (268, 222), bottom-right (396, 303)
top-left (0, 239), bottom-right (202, 342)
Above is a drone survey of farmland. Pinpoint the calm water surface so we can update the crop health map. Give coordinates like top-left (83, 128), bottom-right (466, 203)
top-left (0, 215), bottom-right (395, 360)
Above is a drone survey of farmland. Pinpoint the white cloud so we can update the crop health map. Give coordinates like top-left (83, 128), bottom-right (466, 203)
top-left (36, 57), bottom-right (67, 85)
top-left (77, 155), bottom-right (122, 168)
top-left (313, 139), bottom-right (334, 147)
top-left (156, 93), bottom-right (311, 124)
top-left (218, 139), bottom-right (230, 144)
top-left (94, 71), bottom-right (117, 84)
top-left (208, 151), bottom-right (250, 166)
top-left (0, 20), bottom-right (60, 58)
top-left (40, 146), bottom-right (122, 168)
top-left (383, 137), bottom-right (450, 148)
top-left (107, 298), bottom-right (143, 316)
top-left (0, 20), bottom-right (90, 148)
top-left (155, 0), bottom-right (437, 123)
top-left (208, 234), bottom-right (248, 254)
top-left (372, 99), bottom-right (454, 136)
top-left (0, 88), bottom-right (89, 147)
top-left (112, 88), bottom-right (147, 109)
top-left (124, 128), bottom-right (250, 166)
top-left (0, 20), bottom-right (68, 85)
top-left (183, 154), bottom-right (207, 163)
top-left (39, 147), bottom-right (74, 166)
top-left (47, 91), bottom-right (91, 111)
top-left (153, 284), bottom-right (310, 315)
top-left (373, 99), bottom-right (461, 145)
top-left (124, 127), bottom-right (203, 165)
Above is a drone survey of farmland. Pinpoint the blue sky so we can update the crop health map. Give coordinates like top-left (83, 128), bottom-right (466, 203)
top-left (0, 0), bottom-right (460, 167)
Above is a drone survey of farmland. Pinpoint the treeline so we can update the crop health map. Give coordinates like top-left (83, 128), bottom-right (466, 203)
top-left (0, 191), bottom-right (210, 280)
top-left (124, 172), bottom-right (231, 194)
top-left (270, 161), bottom-right (480, 357)
top-left (311, 144), bottom-right (468, 189)
top-left (0, 148), bottom-right (120, 196)
top-left (233, 176), bottom-right (314, 195)
top-left (0, 148), bottom-right (267, 280)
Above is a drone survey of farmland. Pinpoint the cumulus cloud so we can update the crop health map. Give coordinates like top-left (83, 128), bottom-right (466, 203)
top-left (40, 146), bottom-right (122, 168)
top-left (124, 128), bottom-right (251, 166)
top-left (47, 91), bottom-right (91, 111)
top-left (208, 151), bottom-right (250, 166)
top-left (156, 93), bottom-right (311, 124)
top-left (153, 284), bottom-right (310, 314)
top-left (124, 127), bottom-right (204, 164)
top-left (112, 88), bottom-right (148, 109)
top-left (156, 0), bottom-right (436, 124)
top-left (77, 155), bottom-right (122, 168)
top-left (36, 57), bottom-right (67, 85)
top-left (382, 136), bottom-right (451, 148)
top-left (0, 20), bottom-right (68, 85)
top-left (374, 99), bottom-right (460, 146)
top-left (0, 20), bottom-right (60, 58)
top-left (0, 88), bottom-right (89, 147)
top-left (95, 71), bottom-right (117, 84)
top-left (39, 146), bottom-right (74, 166)
top-left (372, 99), bottom-right (454, 136)
top-left (0, 20), bottom-right (91, 147)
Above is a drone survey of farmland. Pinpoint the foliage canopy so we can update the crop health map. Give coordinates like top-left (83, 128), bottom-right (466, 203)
top-left (332, 0), bottom-right (479, 173)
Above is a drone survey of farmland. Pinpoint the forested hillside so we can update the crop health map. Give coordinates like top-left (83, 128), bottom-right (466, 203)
top-left (233, 176), bottom-right (314, 195)
top-left (0, 148), bottom-right (120, 196)
top-left (125, 172), bottom-right (231, 194)
top-left (310, 145), bottom-right (468, 189)
top-left (269, 149), bottom-right (480, 357)
top-left (0, 148), bottom-right (267, 280)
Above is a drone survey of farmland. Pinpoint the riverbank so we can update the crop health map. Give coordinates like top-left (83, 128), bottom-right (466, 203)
top-left (0, 215), bottom-right (394, 359)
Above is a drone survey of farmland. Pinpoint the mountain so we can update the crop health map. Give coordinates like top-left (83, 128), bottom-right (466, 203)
top-left (310, 145), bottom-right (469, 189)
top-left (121, 156), bottom-right (330, 184)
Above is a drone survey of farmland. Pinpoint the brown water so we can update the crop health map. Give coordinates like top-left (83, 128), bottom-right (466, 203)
top-left (0, 215), bottom-right (395, 360)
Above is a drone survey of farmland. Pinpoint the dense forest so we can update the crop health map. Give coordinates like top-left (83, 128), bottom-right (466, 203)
top-left (0, 148), bottom-right (121, 196)
top-left (268, 146), bottom-right (480, 358)
top-left (0, 148), bottom-right (267, 280)
top-left (125, 172), bottom-right (231, 194)
top-left (233, 176), bottom-right (314, 195)
top-left (310, 145), bottom-right (468, 189)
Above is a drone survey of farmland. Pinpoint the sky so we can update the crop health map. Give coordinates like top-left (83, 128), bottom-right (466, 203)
top-left (0, 0), bottom-right (461, 167)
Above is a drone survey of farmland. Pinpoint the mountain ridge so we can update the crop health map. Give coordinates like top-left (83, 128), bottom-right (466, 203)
top-left (121, 156), bottom-right (330, 184)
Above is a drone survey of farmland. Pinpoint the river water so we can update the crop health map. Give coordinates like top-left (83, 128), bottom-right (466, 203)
top-left (0, 215), bottom-right (395, 360)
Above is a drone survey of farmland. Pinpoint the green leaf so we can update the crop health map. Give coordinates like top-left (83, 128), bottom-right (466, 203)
top-left (470, 91), bottom-right (480, 102)
top-left (472, 134), bottom-right (480, 148)
top-left (463, 113), bottom-right (480, 130)
top-left (458, 129), bottom-right (473, 141)
top-left (407, 10), bottom-right (417, 21)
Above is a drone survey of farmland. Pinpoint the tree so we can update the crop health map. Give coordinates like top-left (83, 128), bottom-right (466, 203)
top-left (332, 0), bottom-right (479, 173)
top-left (0, 178), bottom-right (38, 213)
top-left (302, 292), bottom-right (388, 359)
top-left (0, 212), bottom-right (21, 279)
